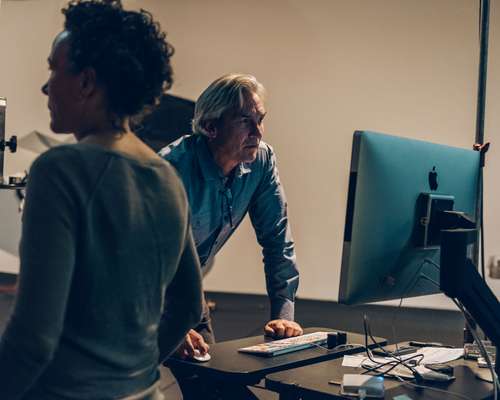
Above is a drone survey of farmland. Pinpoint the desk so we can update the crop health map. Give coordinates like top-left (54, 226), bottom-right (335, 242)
top-left (266, 349), bottom-right (495, 399)
top-left (166, 327), bottom-right (386, 387)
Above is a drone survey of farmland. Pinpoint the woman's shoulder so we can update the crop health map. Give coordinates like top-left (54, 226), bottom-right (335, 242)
top-left (29, 144), bottom-right (124, 191)
top-left (29, 145), bottom-right (83, 174)
top-left (34, 143), bottom-right (80, 161)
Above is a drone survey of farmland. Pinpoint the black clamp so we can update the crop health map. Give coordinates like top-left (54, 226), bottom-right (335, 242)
top-left (0, 135), bottom-right (17, 153)
top-left (473, 142), bottom-right (490, 168)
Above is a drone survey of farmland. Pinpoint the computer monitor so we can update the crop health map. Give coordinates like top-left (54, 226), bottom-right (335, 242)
top-left (339, 131), bottom-right (480, 305)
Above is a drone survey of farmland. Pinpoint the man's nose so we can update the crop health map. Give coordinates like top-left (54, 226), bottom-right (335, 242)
top-left (251, 122), bottom-right (263, 138)
top-left (41, 83), bottom-right (48, 96)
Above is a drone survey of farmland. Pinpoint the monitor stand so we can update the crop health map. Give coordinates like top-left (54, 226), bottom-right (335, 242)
top-left (440, 228), bottom-right (500, 379)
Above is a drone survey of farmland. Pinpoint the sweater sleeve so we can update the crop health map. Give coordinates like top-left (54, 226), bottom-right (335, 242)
top-left (158, 226), bottom-right (203, 362)
top-left (0, 150), bottom-right (78, 399)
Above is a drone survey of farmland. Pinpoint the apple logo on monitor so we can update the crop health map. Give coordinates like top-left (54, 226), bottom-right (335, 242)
top-left (429, 166), bottom-right (438, 191)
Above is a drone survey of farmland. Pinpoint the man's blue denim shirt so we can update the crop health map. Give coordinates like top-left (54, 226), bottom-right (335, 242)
top-left (160, 135), bottom-right (299, 320)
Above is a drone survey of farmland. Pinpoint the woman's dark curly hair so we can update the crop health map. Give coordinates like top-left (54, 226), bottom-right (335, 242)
top-left (62, 0), bottom-right (174, 126)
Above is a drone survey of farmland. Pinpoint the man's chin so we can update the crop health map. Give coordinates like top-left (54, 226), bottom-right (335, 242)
top-left (242, 150), bottom-right (258, 163)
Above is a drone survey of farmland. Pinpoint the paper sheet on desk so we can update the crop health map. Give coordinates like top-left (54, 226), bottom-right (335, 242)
top-left (342, 347), bottom-right (464, 368)
top-left (419, 347), bottom-right (464, 364)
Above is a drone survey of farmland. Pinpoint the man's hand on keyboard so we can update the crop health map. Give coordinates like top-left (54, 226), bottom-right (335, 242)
top-left (175, 329), bottom-right (210, 359)
top-left (264, 320), bottom-right (303, 338)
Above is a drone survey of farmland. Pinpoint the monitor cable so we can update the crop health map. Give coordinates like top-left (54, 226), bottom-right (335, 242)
top-left (386, 259), bottom-right (439, 354)
top-left (362, 315), bottom-right (423, 377)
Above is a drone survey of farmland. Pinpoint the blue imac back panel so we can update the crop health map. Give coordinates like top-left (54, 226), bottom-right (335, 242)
top-left (339, 131), bottom-right (480, 305)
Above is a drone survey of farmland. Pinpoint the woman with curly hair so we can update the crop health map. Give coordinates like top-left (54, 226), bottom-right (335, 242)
top-left (0, 1), bottom-right (202, 399)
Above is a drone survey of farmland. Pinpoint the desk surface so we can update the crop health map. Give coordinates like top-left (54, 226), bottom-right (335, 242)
top-left (167, 327), bottom-right (386, 385)
top-left (266, 348), bottom-right (495, 399)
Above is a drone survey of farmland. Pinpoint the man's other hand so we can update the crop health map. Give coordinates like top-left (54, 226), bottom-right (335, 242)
top-left (175, 329), bottom-right (210, 359)
top-left (264, 319), bottom-right (303, 338)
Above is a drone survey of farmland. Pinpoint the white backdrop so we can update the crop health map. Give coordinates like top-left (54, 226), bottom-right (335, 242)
top-left (0, 0), bottom-right (499, 309)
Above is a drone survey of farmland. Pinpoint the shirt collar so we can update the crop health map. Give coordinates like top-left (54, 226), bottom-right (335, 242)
top-left (196, 135), bottom-right (253, 181)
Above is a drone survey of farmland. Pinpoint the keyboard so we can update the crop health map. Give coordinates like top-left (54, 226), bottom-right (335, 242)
top-left (238, 331), bottom-right (329, 357)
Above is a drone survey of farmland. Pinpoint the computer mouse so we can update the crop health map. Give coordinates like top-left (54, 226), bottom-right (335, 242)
top-left (191, 349), bottom-right (211, 363)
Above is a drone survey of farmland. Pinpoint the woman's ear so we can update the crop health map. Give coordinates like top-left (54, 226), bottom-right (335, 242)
top-left (79, 67), bottom-right (97, 99)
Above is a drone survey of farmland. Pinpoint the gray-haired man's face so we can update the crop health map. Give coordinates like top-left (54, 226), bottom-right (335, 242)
top-left (208, 92), bottom-right (266, 165)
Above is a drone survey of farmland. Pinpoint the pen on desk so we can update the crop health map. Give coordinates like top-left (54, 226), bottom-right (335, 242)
top-left (408, 341), bottom-right (453, 348)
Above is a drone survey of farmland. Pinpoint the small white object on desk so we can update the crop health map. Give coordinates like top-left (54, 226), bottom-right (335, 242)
top-left (191, 349), bottom-right (211, 363)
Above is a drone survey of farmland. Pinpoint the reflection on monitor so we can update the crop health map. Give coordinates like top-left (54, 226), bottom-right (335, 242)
top-left (339, 131), bottom-right (480, 305)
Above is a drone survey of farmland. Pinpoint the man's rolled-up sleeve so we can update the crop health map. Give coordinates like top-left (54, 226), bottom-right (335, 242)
top-left (248, 146), bottom-right (299, 321)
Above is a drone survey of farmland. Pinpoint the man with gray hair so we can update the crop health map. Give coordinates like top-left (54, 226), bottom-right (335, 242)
top-left (160, 73), bottom-right (301, 398)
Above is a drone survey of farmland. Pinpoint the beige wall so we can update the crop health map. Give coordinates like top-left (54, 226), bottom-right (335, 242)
top-left (0, 0), bottom-right (498, 309)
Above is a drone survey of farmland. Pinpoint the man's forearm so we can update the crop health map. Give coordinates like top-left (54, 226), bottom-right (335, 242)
top-left (265, 255), bottom-right (299, 320)
top-left (270, 296), bottom-right (295, 321)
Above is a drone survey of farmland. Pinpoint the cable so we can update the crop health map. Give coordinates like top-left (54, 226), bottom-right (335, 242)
top-left (366, 316), bottom-right (423, 367)
top-left (362, 315), bottom-right (423, 379)
top-left (361, 354), bottom-right (424, 378)
top-left (309, 339), bottom-right (411, 381)
top-left (307, 340), bottom-right (364, 353)
top-left (453, 299), bottom-right (498, 400)
top-left (387, 259), bottom-right (439, 362)
top-left (363, 315), bottom-right (388, 359)
top-left (363, 269), bottom-right (470, 387)
top-left (419, 274), bottom-right (438, 288)
top-left (357, 267), bottom-right (431, 380)
top-left (361, 359), bottom-right (411, 377)
top-left (326, 329), bottom-right (421, 379)
top-left (423, 258), bottom-right (440, 271)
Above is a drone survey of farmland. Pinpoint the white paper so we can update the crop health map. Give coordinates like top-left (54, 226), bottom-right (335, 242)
top-left (417, 347), bottom-right (464, 364)
top-left (342, 355), bottom-right (367, 368)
